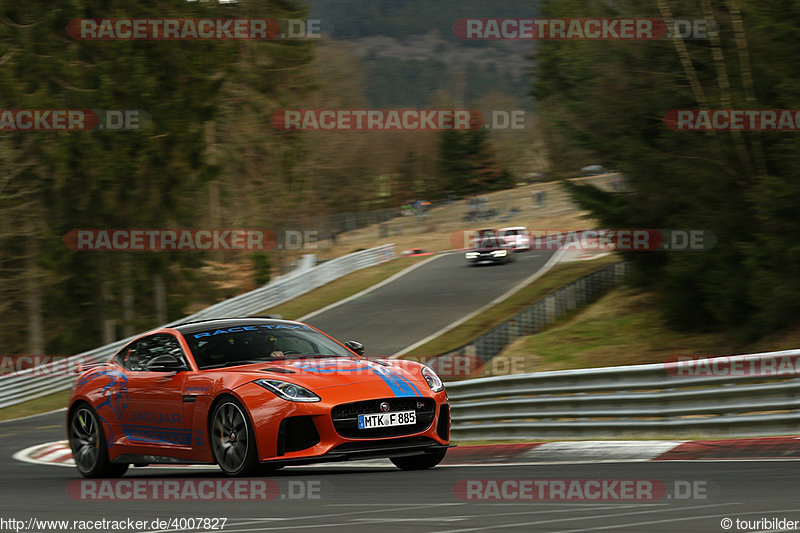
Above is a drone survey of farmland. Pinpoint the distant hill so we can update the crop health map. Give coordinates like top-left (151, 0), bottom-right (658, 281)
top-left (306, 0), bottom-right (540, 107)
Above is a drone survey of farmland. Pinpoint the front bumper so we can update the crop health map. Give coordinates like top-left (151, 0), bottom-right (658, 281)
top-left (235, 382), bottom-right (450, 464)
top-left (467, 253), bottom-right (509, 264)
top-left (262, 437), bottom-right (452, 466)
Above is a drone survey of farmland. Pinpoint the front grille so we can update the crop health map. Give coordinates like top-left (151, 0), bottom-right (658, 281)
top-left (437, 404), bottom-right (450, 440)
top-left (331, 397), bottom-right (435, 438)
top-left (276, 416), bottom-right (320, 455)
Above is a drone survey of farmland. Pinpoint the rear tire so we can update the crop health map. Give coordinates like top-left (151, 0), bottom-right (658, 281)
top-left (210, 397), bottom-right (259, 477)
top-left (390, 448), bottom-right (447, 471)
top-left (68, 404), bottom-right (128, 478)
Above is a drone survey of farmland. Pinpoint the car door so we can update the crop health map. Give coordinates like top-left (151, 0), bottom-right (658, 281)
top-left (117, 333), bottom-right (193, 450)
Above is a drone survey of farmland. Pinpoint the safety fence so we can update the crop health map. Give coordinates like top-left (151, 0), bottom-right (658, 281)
top-left (443, 261), bottom-right (629, 363)
top-left (447, 349), bottom-right (800, 440)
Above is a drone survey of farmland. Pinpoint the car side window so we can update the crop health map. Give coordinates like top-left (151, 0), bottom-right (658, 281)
top-left (116, 334), bottom-right (187, 371)
top-left (115, 341), bottom-right (139, 370)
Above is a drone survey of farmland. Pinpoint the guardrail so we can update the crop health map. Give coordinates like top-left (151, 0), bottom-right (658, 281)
top-left (177, 244), bottom-right (394, 322)
top-left (0, 243), bottom-right (395, 409)
top-left (444, 261), bottom-right (629, 363)
top-left (446, 349), bottom-right (800, 440)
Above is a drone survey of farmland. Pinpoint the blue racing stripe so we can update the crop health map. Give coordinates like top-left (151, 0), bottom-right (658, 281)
top-left (368, 364), bottom-right (419, 397)
top-left (290, 359), bottom-right (421, 397)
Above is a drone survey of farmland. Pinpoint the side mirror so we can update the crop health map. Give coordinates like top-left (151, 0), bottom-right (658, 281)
top-left (344, 340), bottom-right (365, 356)
top-left (146, 354), bottom-right (186, 372)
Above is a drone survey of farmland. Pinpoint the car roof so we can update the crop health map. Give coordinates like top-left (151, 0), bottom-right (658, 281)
top-left (172, 317), bottom-right (305, 335)
top-left (499, 226), bottom-right (527, 231)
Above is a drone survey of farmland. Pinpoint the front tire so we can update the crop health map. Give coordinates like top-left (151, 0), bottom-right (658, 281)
top-left (390, 448), bottom-right (447, 471)
top-left (210, 397), bottom-right (259, 477)
top-left (68, 404), bottom-right (128, 478)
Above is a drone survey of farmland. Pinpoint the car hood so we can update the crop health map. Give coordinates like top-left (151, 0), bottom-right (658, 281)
top-left (217, 357), bottom-right (427, 394)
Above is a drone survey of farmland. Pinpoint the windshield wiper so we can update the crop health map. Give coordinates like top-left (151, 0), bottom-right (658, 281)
top-left (267, 352), bottom-right (342, 359)
top-left (285, 353), bottom-right (343, 359)
top-left (203, 354), bottom-right (344, 367)
top-left (202, 359), bottom-right (270, 369)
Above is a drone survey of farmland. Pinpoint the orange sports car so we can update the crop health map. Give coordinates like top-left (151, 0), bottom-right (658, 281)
top-left (67, 318), bottom-right (450, 477)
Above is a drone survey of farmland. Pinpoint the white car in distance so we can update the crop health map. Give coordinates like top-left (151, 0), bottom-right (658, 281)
top-left (498, 226), bottom-right (531, 251)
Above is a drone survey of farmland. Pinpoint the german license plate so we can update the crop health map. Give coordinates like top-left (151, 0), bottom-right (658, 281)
top-left (358, 410), bottom-right (416, 429)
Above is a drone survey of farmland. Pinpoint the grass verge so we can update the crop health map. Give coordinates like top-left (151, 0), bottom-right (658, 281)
top-left (259, 256), bottom-right (428, 320)
top-left (0, 390), bottom-right (68, 422)
top-left (482, 285), bottom-right (800, 377)
top-left (404, 254), bottom-right (620, 358)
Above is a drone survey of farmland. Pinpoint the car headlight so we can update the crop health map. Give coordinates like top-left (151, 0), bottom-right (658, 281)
top-left (465, 251), bottom-right (479, 258)
top-left (421, 366), bottom-right (444, 392)
top-left (491, 250), bottom-right (508, 257)
top-left (255, 379), bottom-right (320, 402)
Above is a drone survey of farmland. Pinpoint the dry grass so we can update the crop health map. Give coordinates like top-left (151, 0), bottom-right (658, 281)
top-left (404, 255), bottom-right (620, 358)
top-left (259, 256), bottom-right (428, 320)
top-left (305, 176), bottom-right (620, 261)
top-left (0, 391), bottom-right (68, 421)
top-left (480, 286), bottom-right (800, 377)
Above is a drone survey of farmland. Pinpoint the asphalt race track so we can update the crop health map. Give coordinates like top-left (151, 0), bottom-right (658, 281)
top-left (305, 251), bottom-right (555, 355)
top-left (3, 413), bottom-right (800, 532)
top-left (3, 254), bottom-right (800, 533)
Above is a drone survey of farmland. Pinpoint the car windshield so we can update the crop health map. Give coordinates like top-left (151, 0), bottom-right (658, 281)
top-left (182, 324), bottom-right (355, 370)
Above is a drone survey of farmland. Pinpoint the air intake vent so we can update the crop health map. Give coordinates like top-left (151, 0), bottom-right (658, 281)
top-left (261, 367), bottom-right (296, 374)
top-left (276, 416), bottom-right (320, 455)
top-left (437, 404), bottom-right (450, 441)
